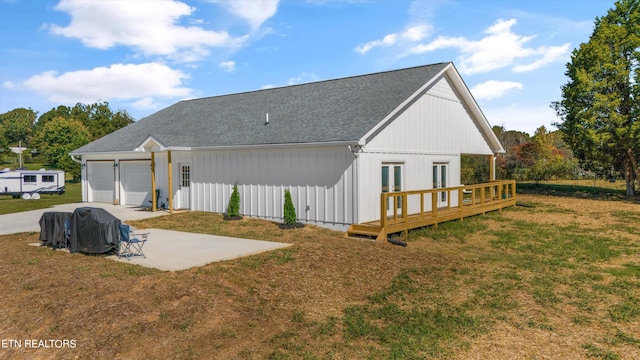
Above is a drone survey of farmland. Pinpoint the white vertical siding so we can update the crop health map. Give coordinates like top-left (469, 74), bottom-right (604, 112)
top-left (367, 77), bottom-right (493, 155)
top-left (189, 146), bottom-right (356, 226)
top-left (357, 75), bottom-right (481, 223)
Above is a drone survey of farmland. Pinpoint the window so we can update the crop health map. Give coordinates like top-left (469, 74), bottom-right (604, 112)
top-left (181, 165), bottom-right (190, 187)
top-left (42, 175), bottom-right (54, 182)
top-left (23, 175), bottom-right (37, 183)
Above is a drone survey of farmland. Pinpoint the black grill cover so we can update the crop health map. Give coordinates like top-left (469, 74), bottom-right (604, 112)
top-left (38, 212), bottom-right (72, 248)
top-left (69, 207), bottom-right (121, 254)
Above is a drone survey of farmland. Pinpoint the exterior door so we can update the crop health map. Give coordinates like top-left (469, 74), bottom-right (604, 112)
top-left (433, 163), bottom-right (448, 207)
top-left (382, 164), bottom-right (403, 215)
top-left (178, 163), bottom-right (191, 209)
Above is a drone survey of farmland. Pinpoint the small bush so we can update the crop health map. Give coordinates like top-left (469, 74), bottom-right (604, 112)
top-left (227, 184), bottom-right (240, 217)
top-left (283, 190), bottom-right (297, 225)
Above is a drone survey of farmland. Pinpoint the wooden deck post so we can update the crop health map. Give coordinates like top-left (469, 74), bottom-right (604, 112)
top-left (380, 193), bottom-right (386, 229)
top-left (402, 193), bottom-right (408, 223)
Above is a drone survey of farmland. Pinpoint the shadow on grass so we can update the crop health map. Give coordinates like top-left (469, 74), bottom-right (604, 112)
top-left (517, 183), bottom-right (638, 203)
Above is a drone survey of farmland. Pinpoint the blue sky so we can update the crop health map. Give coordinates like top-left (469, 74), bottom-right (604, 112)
top-left (0, 0), bottom-right (614, 135)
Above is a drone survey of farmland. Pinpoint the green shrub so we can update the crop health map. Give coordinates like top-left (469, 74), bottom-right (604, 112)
top-left (283, 190), bottom-right (297, 225)
top-left (227, 184), bottom-right (240, 217)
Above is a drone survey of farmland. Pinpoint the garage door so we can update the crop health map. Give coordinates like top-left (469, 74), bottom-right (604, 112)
top-left (88, 161), bottom-right (114, 203)
top-left (120, 161), bottom-right (151, 206)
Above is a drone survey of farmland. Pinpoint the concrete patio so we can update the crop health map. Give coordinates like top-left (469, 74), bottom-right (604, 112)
top-left (6, 202), bottom-right (292, 271)
top-left (108, 228), bottom-right (292, 271)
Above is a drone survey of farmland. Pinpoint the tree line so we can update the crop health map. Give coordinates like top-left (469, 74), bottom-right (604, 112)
top-left (0, 102), bottom-right (134, 179)
top-left (1, 1), bottom-right (637, 195)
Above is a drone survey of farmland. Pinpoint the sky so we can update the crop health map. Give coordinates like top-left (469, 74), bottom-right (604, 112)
top-left (0, 0), bottom-right (616, 136)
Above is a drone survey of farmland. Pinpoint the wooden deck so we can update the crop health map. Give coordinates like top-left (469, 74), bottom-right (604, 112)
top-left (346, 180), bottom-right (516, 241)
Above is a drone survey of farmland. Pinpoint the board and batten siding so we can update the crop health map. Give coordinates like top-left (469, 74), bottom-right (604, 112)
top-left (356, 75), bottom-right (485, 223)
top-left (366, 76), bottom-right (494, 155)
top-left (189, 146), bottom-right (357, 227)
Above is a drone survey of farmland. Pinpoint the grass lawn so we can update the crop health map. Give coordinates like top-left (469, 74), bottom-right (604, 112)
top-left (0, 182), bottom-right (82, 214)
top-left (0, 191), bottom-right (639, 359)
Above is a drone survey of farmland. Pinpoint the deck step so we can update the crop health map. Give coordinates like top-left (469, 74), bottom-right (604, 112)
top-left (345, 224), bottom-right (385, 241)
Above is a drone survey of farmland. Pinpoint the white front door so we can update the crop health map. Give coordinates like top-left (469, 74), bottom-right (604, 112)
top-left (382, 163), bottom-right (403, 216)
top-left (178, 163), bottom-right (191, 209)
top-left (433, 163), bottom-right (448, 207)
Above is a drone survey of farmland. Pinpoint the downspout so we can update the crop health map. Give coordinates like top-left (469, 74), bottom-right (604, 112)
top-left (167, 150), bottom-right (173, 213)
top-left (151, 152), bottom-right (157, 211)
top-left (70, 154), bottom-right (86, 202)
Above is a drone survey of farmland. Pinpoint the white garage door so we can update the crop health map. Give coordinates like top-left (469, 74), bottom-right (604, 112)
top-left (120, 161), bottom-right (151, 206)
top-left (88, 161), bottom-right (114, 203)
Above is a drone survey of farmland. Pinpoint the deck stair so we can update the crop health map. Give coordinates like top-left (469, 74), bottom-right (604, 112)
top-left (345, 224), bottom-right (385, 241)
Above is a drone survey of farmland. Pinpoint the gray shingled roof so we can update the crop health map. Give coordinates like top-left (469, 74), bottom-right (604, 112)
top-left (72, 62), bottom-right (450, 154)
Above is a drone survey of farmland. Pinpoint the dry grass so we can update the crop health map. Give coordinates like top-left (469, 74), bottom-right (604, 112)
top-left (1, 194), bottom-right (639, 359)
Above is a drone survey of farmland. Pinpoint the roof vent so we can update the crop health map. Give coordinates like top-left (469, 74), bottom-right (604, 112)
top-left (265, 113), bottom-right (269, 125)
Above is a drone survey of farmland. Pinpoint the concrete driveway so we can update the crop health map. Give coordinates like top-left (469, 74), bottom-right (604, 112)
top-left (4, 202), bottom-right (292, 271)
top-left (0, 202), bottom-right (169, 235)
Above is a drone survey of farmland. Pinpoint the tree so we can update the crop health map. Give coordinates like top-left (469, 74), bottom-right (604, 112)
top-left (553, 0), bottom-right (639, 196)
top-left (283, 190), bottom-right (297, 225)
top-left (39, 117), bottom-right (90, 180)
top-left (0, 125), bottom-right (9, 157)
top-left (226, 184), bottom-right (241, 218)
top-left (0, 108), bottom-right (38, 147)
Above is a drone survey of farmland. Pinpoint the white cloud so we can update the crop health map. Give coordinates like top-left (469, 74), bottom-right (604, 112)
top-left (286, 72), bottom-right (321, 85)
top-left (355, 24), bottom-right (431, 54)
top-left (471, 80), bottom-right (523, 101)
top-left (408, 18), bottom-right (570, 75)
top-left (131, 97), bottom-right (163, 111)
top-left (219, 60), bottom-right (236, 72)
top-left (22, 63), bottom-right (191, 104)
top-left (213, 0), bottom-right (280, 30)
top-left (513, 43), bottom-right (571, 72)
top-left (483, 103), bottom-right (559, 136)
top-left (261, 72), bottom-right (322, 89)
top-left (47, 0), bottom-right (248, 62)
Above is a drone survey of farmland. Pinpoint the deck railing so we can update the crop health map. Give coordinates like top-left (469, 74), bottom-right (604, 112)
top-left (376, 180), bottom-right (516, 238)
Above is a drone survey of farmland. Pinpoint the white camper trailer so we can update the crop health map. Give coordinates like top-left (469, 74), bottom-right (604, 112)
top-left (0, 168), bottom-right (66, 199)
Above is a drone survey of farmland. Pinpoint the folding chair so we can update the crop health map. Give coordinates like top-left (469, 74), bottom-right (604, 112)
top-left (63, 219), bottom-right (71, 250)
top-left (118, 224), bottom-right (149, 259)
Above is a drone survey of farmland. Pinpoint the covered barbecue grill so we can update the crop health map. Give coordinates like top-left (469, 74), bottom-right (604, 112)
top-left (69, 207), bottom-right (121, 254)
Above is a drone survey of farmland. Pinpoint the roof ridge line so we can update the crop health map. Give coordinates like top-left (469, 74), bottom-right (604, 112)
top-left (178, 62), bottom-right (452, 104)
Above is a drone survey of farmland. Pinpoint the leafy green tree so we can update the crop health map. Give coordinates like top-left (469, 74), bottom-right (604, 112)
top-left (553, 0), bottom-right (639, 196)
top-left (69, 102), bottom-right (134, 140)
top-left (0, 108), bottom-right (37, 147)
top-left (0, 125), bottom-right (9, 157)
top-left (39, 117), bottom-right (90, 180)
top-left (283, 190), bottom-right (297, 225)
top-left (227, 184), bottom-right (241, 217)
top-left (495, 127), bottom-right (531, 179)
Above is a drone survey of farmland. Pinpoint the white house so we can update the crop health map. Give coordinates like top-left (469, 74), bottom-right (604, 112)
top-left (70, 62), bottom-right (504, 230)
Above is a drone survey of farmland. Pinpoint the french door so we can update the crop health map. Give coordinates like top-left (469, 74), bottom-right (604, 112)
top-left (433, 163), bottom-right (448, 207)
top-left (382, 163), bottom-right (403, 215)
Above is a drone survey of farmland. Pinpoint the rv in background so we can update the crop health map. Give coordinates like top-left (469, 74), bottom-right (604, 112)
top-left (0, 168), bottom-right (65, 199)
